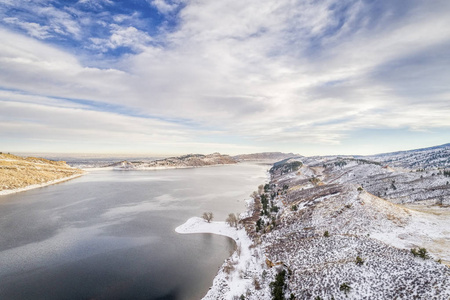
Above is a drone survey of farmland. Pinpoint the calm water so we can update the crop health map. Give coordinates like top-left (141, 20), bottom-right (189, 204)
top-left (0, 163), bottom-right (268, 300)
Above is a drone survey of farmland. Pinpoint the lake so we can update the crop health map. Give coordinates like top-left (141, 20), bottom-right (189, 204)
top-left (0, 162), bottom-right (268, 300)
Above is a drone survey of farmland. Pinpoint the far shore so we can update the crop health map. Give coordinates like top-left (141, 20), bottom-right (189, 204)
top-left (0, 173), bottom-right (85, 196)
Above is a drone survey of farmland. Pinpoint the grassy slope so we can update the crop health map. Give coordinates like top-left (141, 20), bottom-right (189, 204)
top-left (0, 153), bottom-right (83, 192)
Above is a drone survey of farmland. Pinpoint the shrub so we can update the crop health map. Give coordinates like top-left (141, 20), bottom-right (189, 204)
top-left (262, 270), bottom-right (267, 281)
top-left (357, 186), bottom-right (363, 192)
top-left (224, 260), bottom-right (235, 274)
top-left (258, 184), bottom-right (264, 195)
top-left (411, 247), bottom-right (429, 259)
top-left (310, 177), bottom-right (320, 185)
top-left (291, 204), bottom-right (298, 211)
top-left (253, 277), bottom-right (261, 290)
top-left (256, 218), bottom-right (262, 231)
top-left (202, 212), bottom-right (213, 223)
top-left (270, 270), bottom-right (286, 300)
top-left (340, 282), bottom-right (351, 296)
top-left (356, 256), bottom-right (364, 266)
top-left (324, 231), bottom-right (329, 237)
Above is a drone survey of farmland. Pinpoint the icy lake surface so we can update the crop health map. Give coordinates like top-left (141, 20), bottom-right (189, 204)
top-left (0, 162), bottom-right (268, 300)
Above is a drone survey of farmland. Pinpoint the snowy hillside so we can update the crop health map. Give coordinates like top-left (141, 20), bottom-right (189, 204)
top-left (181, 147), bottom-right (450, 299)
top-left (367, 143), bottom-right (450, 169)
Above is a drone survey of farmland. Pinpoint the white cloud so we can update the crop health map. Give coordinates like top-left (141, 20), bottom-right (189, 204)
top-left (37, 6), bottom-right (82, 39)
top-left (150, 0), bottom-right (179, 14)
top-left (3, 17), bottom-right (51, 39)
top-left (1, 0), bottom-right (450, 154)
top-left (76, 0), bottom-right (113, 9)
top-left (89, 24), bottom-right (152, 52)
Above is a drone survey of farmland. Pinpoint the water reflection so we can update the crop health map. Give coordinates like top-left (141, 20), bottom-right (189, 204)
top-left (0, 163), bottom-right (267, 300)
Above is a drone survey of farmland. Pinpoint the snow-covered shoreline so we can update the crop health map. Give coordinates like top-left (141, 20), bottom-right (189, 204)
top-left (176, 217), bottom-right (265, 300)
top-left (175, 217), bottom-right (245, 241)
top-left (0, 173), bottom-right (84, 196)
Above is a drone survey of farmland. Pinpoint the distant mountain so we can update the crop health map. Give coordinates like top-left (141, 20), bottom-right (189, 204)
top-left (113, 153), bottom-right (237, 170)
top-left (234, 152), bottom-right (300, 161)
top-left (367, 143), bottom-right (450, 169)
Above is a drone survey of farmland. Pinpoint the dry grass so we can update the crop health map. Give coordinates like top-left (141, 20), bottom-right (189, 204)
top-left (0, 153), bottom-right (83, 191)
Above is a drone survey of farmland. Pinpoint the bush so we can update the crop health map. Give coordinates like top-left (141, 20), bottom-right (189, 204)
top-left (356, 256), bottom-right (364, 266)
top-left (202, 212), bottom-right (213, 223)
top-left (256, 218), bottom-right (262, 231)
top-left (340, 282), bottom-right (351, 295)
top-left (310, 177), bottom-right (320, 185)
top-left (323, 231), bottom-right (329, 237)
top-left (258, 184), bottom-right (264, 195)
top-left (270, 270), bottom-right (286, 300)
top-left (253, 277), bottom-right (261, 290)
top-left (357, 186), bottom-right (363, 192)
top-left (411, 247), bottom-right (429, 259)
top-left (224, 260), bottom-right (235, 274)
top-left (291, 204), bottom-right (298, 211)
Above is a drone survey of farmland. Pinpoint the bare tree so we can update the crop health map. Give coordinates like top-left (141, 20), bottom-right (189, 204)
top-left (236, 243), bottom-right (243, 258)
top-left (258, 184), bottom-right (264, 195)
top-left (226, 213), bottom-right (239, 228)
top-left (202, 212), bottom-right (214, 223)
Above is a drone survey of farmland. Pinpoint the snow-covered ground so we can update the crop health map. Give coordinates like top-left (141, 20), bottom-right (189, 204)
top-left (174, 152), bottom-right (450, 299)
top-left (176, 217), bottom-right (266, 300)
top-left (371, 205), bottom-right (450, 265)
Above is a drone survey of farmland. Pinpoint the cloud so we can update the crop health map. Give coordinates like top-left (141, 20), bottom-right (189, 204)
top-left (89, 24), bottom-right (153, 52)
top-left (150, 0), bottom-right (179, 14)
top-left (0, 96), bottom-right (193, 153)
top-left (0, 1), bottom-right (82, 39)
top-left (77, 0), bottom-right (112, 4)
top-left (1, 0), bottom-right (450, 154)
top-left (3, 17), bottom-right (51, 39)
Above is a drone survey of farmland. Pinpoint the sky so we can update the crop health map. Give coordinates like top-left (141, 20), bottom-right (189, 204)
top-left (0, 0), bottom-right (449, 156)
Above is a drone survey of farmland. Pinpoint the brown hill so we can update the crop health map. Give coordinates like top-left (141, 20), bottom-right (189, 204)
top-left (0, 153), bottom-right (83, 192)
